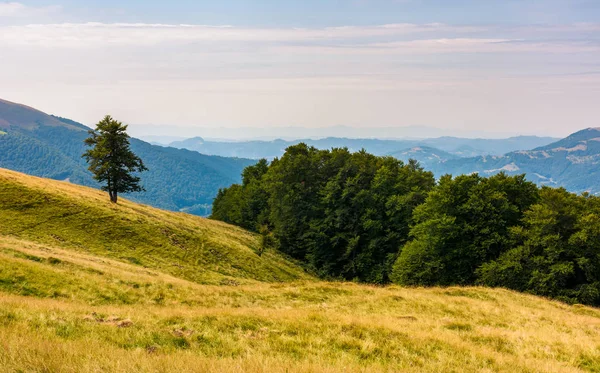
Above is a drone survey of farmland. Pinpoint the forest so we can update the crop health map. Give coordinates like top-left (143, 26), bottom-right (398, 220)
top-left (212, 143), bottom-right (600, 306)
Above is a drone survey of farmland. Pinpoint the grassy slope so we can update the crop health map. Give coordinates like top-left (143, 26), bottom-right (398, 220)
top-left (1, 169), bottom-right (600, 372)
top-left (0, 168), bottom-right (308, 284)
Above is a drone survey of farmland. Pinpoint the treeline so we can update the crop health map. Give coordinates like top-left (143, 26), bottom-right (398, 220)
top-left (212, 144), bottom-right (600, 306)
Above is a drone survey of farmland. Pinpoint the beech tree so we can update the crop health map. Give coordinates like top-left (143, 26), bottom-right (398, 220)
top-left (212, 143), bottom-right (435, 283)
top-left (83, 115), bottom-right (148, 203)
top-left (391, 173), bottom-right (539, 286)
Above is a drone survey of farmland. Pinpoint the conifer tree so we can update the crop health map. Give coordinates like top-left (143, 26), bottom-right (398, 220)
top-left (83, 115), bottom-right (148, 203)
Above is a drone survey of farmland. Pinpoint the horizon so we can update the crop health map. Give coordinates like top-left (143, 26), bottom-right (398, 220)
top-left (128, 124), bottom-right (561, 142)
top-left (0, 92), bottom-right (589, 142)
top-left (1, 1), bottom-right (599, 138)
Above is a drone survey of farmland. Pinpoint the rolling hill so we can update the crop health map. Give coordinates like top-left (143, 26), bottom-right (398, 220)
top-left (0, 98), bottom-right (256, 215)
top-left (1, 168), bottom-right (600, 372)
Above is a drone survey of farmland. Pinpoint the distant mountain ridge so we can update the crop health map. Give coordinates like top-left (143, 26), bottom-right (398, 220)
top-left (131, 123), bottom-right (552, 142)
top-left (426, 128), bottom-right (600, 194)
top-left (0, 98), bottom-right (255, 215)
top-left (170, 135), bottom-right (558, 160)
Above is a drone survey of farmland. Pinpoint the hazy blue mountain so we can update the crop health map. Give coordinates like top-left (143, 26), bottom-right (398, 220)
top-left (419, 136), bottom-right (558, 156)
top-left (170, 137), bottom-right (291, 159)
top-left (128, 123), bottom-right (552, 141)
top-left (137, 135), bottom-right (187, 146)
top-left (170, 135), bottom-right (558, 160)
top-left (388, 146), bottom-right (459, 170)
top-left (0, 98), bottom-right (255, 215)
top-left (427, 128), bottom-right (600, 194)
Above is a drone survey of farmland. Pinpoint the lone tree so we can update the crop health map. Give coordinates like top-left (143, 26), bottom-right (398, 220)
top-left (83, 115), bottom-right (148, 203)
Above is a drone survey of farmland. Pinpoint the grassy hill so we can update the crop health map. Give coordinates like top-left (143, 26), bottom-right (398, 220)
top-left (1, 169), bottom-right (600, 372)
top-left (0, 168), bottom-right (308, 284)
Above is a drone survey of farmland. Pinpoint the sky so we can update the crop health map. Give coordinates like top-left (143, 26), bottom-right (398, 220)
top-left (0, 0), bottom-right (599, 138)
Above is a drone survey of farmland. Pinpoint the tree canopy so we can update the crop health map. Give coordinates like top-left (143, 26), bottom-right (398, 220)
top-left (477, 187), bottom-right (600, 305)
top-left (391, 173), bottom-right (539, 286)
top-left (213, 144), bottom-right (435, 283)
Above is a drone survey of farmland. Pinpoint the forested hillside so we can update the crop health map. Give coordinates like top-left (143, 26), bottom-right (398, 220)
top-left (213, 143), bottom-right (600, 306)
top-left (0, 98), bottom-right (255, 214)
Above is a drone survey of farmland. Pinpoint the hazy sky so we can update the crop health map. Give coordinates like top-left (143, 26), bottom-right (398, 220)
top-left (0, 0), bottom-right (599, 137)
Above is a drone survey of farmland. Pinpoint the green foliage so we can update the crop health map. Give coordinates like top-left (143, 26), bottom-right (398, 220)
top-left (265, 144), bottom-right (333, 261)
top-left (213, 144), bottom-right (435, 283)
top-left (477, 187), bottom-right (600, 305)
top-left (308, 154), bottom-right (434, 283)
top-left (214, 159), bottom-right (271, 231)
top-left (392, 173), bottom-right (539, 286)
top-left (258, 224), bottom-right (276, 257)
top-left (217, 144), bottom-right (600, 306)
top-left (388, 172), bottom-right (600, 306)
top-left (212, 185), bottom-right (244, 226)
top-left (83, 116), bottom-right (148, 203)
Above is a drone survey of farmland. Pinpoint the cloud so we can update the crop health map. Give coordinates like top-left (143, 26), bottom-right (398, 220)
top-left (0, 2), bottom-right (60, 18)
top-left (0, 9), bottom-right (598, 136)
top-left (0, 22), bottom-right (597, 57)
top-left (288, 38), bottom-right (600, 55)
top-left (0, 22), bottom-right (483, 47)
top-left (0, 2), bottom-right (24, 16)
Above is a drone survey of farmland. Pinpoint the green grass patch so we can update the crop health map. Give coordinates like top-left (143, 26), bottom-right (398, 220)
top-left (0, 169), bottom-right (310, 285)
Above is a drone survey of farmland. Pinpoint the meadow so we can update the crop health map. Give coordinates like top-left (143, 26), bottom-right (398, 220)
top-left (1, 168), bottom-right (600, 372)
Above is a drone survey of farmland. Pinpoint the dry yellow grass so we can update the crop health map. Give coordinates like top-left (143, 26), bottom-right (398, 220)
top-left (2, 234), bottom-right (600, 372)
top-left (1, 168), bottom-right (600, 372)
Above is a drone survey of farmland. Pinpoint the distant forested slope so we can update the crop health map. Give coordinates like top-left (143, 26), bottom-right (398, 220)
top-left (0, 98), bottom-right (255, 214)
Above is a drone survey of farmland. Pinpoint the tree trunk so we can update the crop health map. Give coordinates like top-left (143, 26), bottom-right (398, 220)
top-left (107, 178), bottom-right (117, 203)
